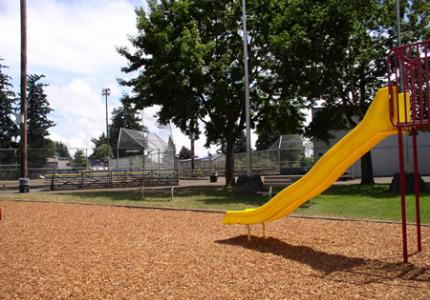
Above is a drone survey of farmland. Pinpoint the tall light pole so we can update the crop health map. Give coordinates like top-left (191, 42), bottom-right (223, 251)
top-left (19, 0), bottom-right (29, 193)
top-left (241, 0), bottom-right (252, 176)
top-left (396, 0), bottom-right (410, 171)
top-left (396, 0), bottom-right (402, 48)
top-left (102, 88), bottom-right (111, 171)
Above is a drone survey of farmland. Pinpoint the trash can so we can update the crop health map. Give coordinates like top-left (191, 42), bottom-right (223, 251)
top-left (210, 172), bottom-right (218, 183)
top-left (19, 178), bottom-right (30, 193)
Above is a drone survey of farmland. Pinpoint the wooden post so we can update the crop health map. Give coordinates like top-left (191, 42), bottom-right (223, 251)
top-left (19, 0), bottom-right (28, 192)
top-left (50, 173), bottom-right (55, 190)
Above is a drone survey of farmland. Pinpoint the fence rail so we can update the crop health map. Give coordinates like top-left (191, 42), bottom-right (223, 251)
top-left (46, 170), bottom-right (178, 191)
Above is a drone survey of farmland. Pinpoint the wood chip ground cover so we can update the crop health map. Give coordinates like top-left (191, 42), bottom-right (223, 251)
top-left (0, 201), bottom-right (429, 299)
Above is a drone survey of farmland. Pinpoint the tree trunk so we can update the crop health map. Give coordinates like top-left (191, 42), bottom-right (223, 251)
top-left (189, 119), bottom-right (196, 173)
top-left (190, 135), bottom-right (195, 172)
top-left (360, 151), bottom-right (374, 185)
top-left (225, 136), bottom-right (235, 187)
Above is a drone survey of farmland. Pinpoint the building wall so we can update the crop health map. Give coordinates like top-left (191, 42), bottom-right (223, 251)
top-left (313, 131), bottom-right (430, 177)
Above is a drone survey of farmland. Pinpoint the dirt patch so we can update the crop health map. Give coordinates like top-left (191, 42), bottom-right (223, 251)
top-left (0, 201), bottom-right (429, 299)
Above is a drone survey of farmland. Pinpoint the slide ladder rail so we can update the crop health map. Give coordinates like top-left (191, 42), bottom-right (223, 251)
top-left (387, 40), bottom-right (430, 129)
top-left (387, 40), bottom-right (430, 263)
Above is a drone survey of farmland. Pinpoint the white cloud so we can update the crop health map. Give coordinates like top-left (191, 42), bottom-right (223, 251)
top-left (46, 79), bottom-right (106, 150)
top-left (0, 0), bottom-right (138, 152)
top-left (0, 0), bottom-right (223, 157)
top-left (0, 0), bottom-right (137, 78)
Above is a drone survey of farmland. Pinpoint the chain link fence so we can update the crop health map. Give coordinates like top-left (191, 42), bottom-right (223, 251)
top-left (178, 135), bottom-right (314, 178)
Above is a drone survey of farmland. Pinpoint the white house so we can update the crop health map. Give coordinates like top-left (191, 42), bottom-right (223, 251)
top-left (313, 130), bottom-right (430, 177)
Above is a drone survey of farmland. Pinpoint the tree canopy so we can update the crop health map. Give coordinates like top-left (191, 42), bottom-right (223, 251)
top-left (299, 0), bottom-right (429, 184)
top-left (119, 0), bottom-right (429, 185)
top-left (119, 0), bottom-right (305, 186)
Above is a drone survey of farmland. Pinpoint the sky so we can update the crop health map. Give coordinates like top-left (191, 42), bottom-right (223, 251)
top-left (0, 0), bottom-right (227, 156)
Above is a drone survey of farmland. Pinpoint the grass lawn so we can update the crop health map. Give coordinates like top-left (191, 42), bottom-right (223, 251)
top-left (295, 184), bottom-right (430, 223)
top-left (0, 186), bottom-right (266, 211)
top-left (0, 184), bottom-right (429, 223)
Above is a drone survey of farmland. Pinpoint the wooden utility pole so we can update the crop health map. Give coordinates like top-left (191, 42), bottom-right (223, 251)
top-left (19, 0), bottom-right (29, 192)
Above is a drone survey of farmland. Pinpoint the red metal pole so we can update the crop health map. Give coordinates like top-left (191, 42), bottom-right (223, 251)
top-left (412, 130), bottom-right (422, 252)
top-left (424, 49), bottom-right (430, 127)
top-left (397, 127), bottom-right (408, 263)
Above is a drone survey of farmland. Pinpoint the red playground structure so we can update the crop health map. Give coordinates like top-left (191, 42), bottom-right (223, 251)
top-left (387, 40), bottom-right (430, 263)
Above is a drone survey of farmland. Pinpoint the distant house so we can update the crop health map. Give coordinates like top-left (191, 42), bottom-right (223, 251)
top-left (312, 124), bottom-right (430, 178)
top-left (45, 156), bottom-right (72, 171)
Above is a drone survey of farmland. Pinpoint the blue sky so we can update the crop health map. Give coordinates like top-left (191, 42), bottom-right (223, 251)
top-left (0, 0), bottom-right (221, 156)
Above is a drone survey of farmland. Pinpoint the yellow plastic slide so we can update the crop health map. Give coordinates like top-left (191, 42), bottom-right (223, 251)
top-left (223, 87), bottom-right (398, 225)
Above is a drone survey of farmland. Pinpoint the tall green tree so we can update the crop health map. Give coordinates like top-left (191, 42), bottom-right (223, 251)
top-left (26, 74), bottom-right (55, 168)
top-left (270, 0), bottom-right (428, 184)
top-left (73, 149), bottom-right (87, 169)
top-left (54, 141), bottom-right (71, 158)
top-left (0, 59), bottom-right (18, 168)
top-left (178, 146), bottom-right (192, 159)
top-left (90, 133), bottom-right (113, 160)
top-left (0, 60), bottom-right (18, 151)
top-left (119, 0), bottom-right (304, 186)
top-left (167, 135), bottom-right (176, 154)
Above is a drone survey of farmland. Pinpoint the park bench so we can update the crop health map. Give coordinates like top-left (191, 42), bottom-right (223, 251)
top-left (260, 171), bottom-right (353, 198)
top-left (259, 175), bottom-right (302, 198)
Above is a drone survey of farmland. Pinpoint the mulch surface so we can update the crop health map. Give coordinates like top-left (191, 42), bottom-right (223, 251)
top-left (0, 201), bottom-right (429, 299)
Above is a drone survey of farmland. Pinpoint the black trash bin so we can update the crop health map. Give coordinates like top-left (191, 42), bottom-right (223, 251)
top-left (19, 178), bottom-right (30, 193)
top-left (210, 172), bottom-right (218, 183)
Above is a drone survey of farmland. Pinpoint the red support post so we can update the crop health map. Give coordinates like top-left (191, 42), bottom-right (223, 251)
top-left (411, 130), bottom-right (422, 252)
top-left (397, 127), bottom-right (408, 263)
top-left (388, 40), bottom-right (430, 262)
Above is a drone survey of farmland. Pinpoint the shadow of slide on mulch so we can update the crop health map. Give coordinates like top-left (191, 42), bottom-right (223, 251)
top-left (216, 236), bottom-right (430, 285)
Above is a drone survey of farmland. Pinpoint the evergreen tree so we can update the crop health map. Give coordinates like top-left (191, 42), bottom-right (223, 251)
top-left (161, 135), bottom-right (176, 165)
top-left (54, 141), bottom-right (71, 158)
top-left (90, 133), bottom-right (113, 160)
top-left (167, 135), bottom-right (176, 154)
top-left (72, 149), bottom-right (87, 169)
top-left (178, 146), bottom-right (192, 159)
top-left (0, 60), bottom-right (18, 152)
top-left (26, 74), bottom-right (55, 167)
